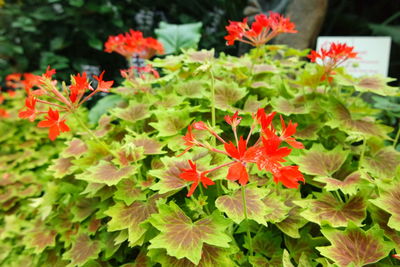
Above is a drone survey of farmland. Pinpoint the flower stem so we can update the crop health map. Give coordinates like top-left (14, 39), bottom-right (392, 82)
top-left (72, 112), bottom-right (119, 159)
top-left (242, 185), bottom-right (253, 257)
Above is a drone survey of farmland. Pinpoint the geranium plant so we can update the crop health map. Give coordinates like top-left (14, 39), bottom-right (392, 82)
top-left (1, 13), bottom-right (400, 267)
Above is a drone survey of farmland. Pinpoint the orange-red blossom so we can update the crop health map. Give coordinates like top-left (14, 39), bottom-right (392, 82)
top-left (18, 67), bottom-right (114, 140)
top-left (178, 109), bottom-right (305, 197)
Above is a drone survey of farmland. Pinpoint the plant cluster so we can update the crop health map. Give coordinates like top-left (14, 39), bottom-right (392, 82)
top-left (0, 11), bottom-right (400, 267)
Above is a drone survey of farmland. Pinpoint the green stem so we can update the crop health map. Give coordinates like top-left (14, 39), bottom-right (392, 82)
top-left (72, 113), bottom-right (119, 159)
top-left (242, 185), bottom-right (253, 257)
top-left (393, 122), bottom-right (400, 149)
top-left (209, 68), bottom-right (216, 138)
top-left (198, 186), bottom-right (210, 215)
top-left (332, 190), bottom-right (343, 203)
top-left (359, 137), bottom-right (367, 166)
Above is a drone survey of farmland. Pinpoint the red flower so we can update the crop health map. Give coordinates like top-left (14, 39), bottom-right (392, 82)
top-left (69, 72), bottom-right (89, 103)
top-left (177, 125), bottom-right (199, 157)
top-left (227, 162), bottom-right (249, 186)
top-left (0, 108), bottom-right (9, 118)
top-left (225, 12), bottom-right (297, 47)
top-left (272, 165), bottom-right (304, 189)
top-left (250, 137), bottom-right (291, 172)
top-left (37, 108), bottom-right (70, 140)
top-left (94, 71), bottom-right (114, 92)
top-left (225, 111), bottom-right (242, 127)
top-left (104, 29), bottom-right (164, 59)
top-left (179, 160), bottom-right (215, 197)
top-left (224, 136), bottom-right (251, 185)
top-left (18, 95), bottom-right (37, 122)
top-left (192, 121), bottom-right (208, 130)
top-left (279, 115), bottom-right (304, 149)
top-left (307, 42), bottom-right (358, 82)
top-left (44, 66), bottom-right (56, 79)
top-left (256, 109), bottom-right (276, 132)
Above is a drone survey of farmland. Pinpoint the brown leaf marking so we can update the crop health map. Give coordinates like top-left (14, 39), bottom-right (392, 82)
top-left (300, 150), bottom-right (346, 176)
top-left (93, 163), bottom-right (134, 184)
top-left (133, 137), bottom-right (163, 154)
top-left (31, 229), bottom-right (57, 252)
top-left (327, 229), bottom-right (387, 266)
top-left (358, 77), bottom-right (383, 90)
top-left (64, 139), bottom-right (87, 157)
top-left (307, 195), bottom-right (366, 226)
top-left (364, 148), bottom-right (400, 179)
top-left (216, 188), bottom-right (265, 223)
top-left (116, 104), bottom-right (149, 123)
top-left (52, 157), bottom-right (73, 176)
top-left (322, 172), bottom-right (361, 188)
top-left (67, 234), bottom-right (101, 265)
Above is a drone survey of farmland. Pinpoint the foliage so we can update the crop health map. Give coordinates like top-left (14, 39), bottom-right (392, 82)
top-left (1, 16), bottom-right (400, 267)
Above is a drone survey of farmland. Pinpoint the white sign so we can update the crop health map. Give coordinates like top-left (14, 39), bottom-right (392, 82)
top-left (316, 36), bottom-right (391, 77)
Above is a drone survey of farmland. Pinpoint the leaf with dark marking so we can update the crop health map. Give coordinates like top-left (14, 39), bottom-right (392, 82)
top-left (317, 224), bottom-right (392, 267)
top-left (148, 202), bottom-right (231, 265)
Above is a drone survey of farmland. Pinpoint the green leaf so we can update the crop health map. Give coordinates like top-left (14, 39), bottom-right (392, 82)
top-left (216, 187), bottom-right (268, 226)
top-left (131, 135), bottom-right (165, 155)
top-left (362, 147), bottom-right (400, 179)
top-left (275, 190), bottom-right (307, 238)
top-left (262, 191), bottom-right (291, 223)
top-left (251, 229), bottom-right (282, 257)
top-left (105, 197), bottom-right (158, 246)
top-left (290, 144), bottom-right (349, 177)
top-left (369, 205), bottom-right (400, 251)
top-left (89, 95), bottom-right (123, 124)
top-left (24, 221), bottom-right (57, 253)
top-left (285, 227), bottom-right (327, 265)
top-left (314, 171), bottom-right (364, 195)
top-left (63, 234), bottom-right (101, 267)
top-left (354, 75), bottom-right (398, 96)
top-left (155, 22), bottom-right (202, 54)
top-left (62, 138), bottom-right (88, 159)
top-left (114, 178), bottom-right (146, 205)
top-left (112, 101), bottom-right (150, 123)
top-left (76, 160), bottom-right (136, 186)
top-left (148, 244), bottom-right (236, 267)
top-left (149, 109), bottom-right (192, 137)
top-left (271, 97), bottom-right (309, 115)
top-left (317, 224), bottom-right (392, 267)
top-left (214, 80), bottom-right (247, 111)
top-left (148, 202), bottom-right (231, 265)
top-left (282, 249), bottom-right (295, 267)
top-left (48, 157), bottom-right (74, 178)
top-left (370, 180), bottom-right (400, 231)
top-left (327, 100), bottom-right (391, 137)
top-left (295, 193), bottom-right (367, 227)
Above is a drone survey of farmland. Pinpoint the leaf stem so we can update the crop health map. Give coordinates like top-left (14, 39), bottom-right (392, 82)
top-left (242, 185), bottom-right (253, 257)
top-left (209, 68), bottom-right (216, 143)
top-left (393, 121), bottom-right (400, 149)
top-left (198, 185), bottom-right (211, 215)
top-left (72, 112), bottom-right (119, 159)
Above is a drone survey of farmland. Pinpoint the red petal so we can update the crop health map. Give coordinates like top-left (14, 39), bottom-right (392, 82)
top-left (187, 181), bottom-right (199, 197)
top-left (48, 125), bottom-right (60, 141)
top-left (37, 120), bottom-right (54, 128)
top-left (227, 162), bottom-right (249, 186)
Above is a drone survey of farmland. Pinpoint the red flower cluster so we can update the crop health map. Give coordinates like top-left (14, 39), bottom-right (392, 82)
top-left (307, 42), bottom-right (358, 82)
top-left (178, 109), bottom-right (305, 197)
top-left (104, 29), bottom-right (164, 59)
top-left (18, 67), bottom-right (114, 140)
top-left (225, 12), bottom-right (297, 47)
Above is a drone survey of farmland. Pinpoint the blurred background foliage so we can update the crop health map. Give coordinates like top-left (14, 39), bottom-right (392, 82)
top-left (0, 0), bottom-right (399, 81)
